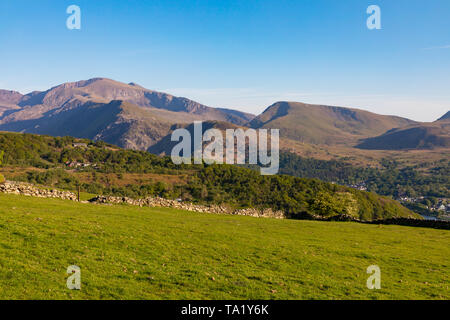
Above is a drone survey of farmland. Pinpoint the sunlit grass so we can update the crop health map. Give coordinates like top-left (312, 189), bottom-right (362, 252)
top-left (0, 193), bottom-right (448, 300)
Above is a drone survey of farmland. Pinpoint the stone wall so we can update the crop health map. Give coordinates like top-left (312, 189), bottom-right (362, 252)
top-left (0, 180), bottom-right (284, 219)
top-left (0, 181), bottom-right (77, 201)
top-left (1, 180), bottom-right (449, 229)
top-left (89, 195), bottom-right (285, 219)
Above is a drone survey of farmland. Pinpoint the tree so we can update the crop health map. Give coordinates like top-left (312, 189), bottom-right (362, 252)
top-left (0, 150), bottom-right (4, 184)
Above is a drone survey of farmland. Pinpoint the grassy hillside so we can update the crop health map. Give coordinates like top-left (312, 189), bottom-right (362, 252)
top-left (249, 101), bottom-right (416, 145)
top-left (0, 132), bottom-right (421, 221)
top-left (0, 194), bottom-right (448, 300)
top-left (357, 122), bottom-right (450, 150)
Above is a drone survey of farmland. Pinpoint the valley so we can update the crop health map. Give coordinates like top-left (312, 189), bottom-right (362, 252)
top-left (0, 79), bottom-right (448, 302)
top-left (0, 78), bottom-right (448, 221)
top-left (2, 0), bottom-right (449, 303)
top-left (0, 132), bottom-right (421, 222)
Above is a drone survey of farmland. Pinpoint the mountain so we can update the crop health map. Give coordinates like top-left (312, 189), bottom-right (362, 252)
top-left (0, 100), bottom-right (176, 150)
top-left (1, 79), bottom-right (447, 153)
top-left (148, 120), bottom-right (242, 155)
top-left (0, 78), bottom-right (255, 150)
top-left (0, 89), bottom-right (23, 105)
top-left (248, 101), bottom-right (416, 146)
top-left (356, 110), bottom-right (450, 150)
top-left (437, 111), bottom-right (450, 122)
top-left (1, 78), bottom-right (254, 124)
top-left (356, 121), bottom-right (450, 150)
top-left (0, 90), bottom-right (23, 117)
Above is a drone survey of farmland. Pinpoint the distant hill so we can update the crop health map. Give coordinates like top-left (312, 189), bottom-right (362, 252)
top-left (1, 79), bottom-right (448, 154)
top-left (148, 120), bottom-right (242, 155)
top-left (248, 101), bottom-right (416, 145)
top-left (356, 121), bottom-right (450, 150)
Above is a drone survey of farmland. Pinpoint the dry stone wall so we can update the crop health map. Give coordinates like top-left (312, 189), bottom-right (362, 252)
top-left (89, 195), bottom-right (285, 219)
top-left (2, 180), bottom-right (448, 228)
top-left (0, 181), bottom-right (285, 219)
top-left (0, 181), bottom-right (77, 201)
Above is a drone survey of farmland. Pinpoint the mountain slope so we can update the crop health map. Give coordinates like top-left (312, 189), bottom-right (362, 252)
top-left (0, 89), bottom-right (23, 105)
top-left (1, 80), bottom-right (445, 153)
top-left (0, 100), bottom-right (178, 150)
top-left (0, 78), bottom-right (255, 150)
top-left (1, 78), bottom-right (254, 125)
top-left (356, 121), bottom-right (450, 150)
top-left (148, 120), bottom-right (242, 155)
top-left (437, 111), bottom-right (450, 122)
top-left (0, 90), bottom-right (23, 117)
top-left (0, 131), bottom-right (421, 222)
top-left (248, 101), bottom-right (417, 145)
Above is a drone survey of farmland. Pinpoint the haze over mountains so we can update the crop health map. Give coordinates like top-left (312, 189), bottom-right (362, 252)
top-left (0, 78), bottom-right (448, 152)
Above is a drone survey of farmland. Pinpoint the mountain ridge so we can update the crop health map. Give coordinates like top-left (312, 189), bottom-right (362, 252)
top-left (357, 121), bottom-right (450, 150)
top-left (437, 111), bottom-right (450, 121)
top-left (248, 101), bottom-right (417, 146)
top-left (0, 78), bottom-right (255, 125)
top-left (0, 78), bottom-right (255, 150)
top-left (0, 79), bottom-right (448, 152)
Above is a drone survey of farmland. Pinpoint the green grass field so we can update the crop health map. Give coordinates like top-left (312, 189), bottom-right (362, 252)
top-left (0, 193), bottom-right (448, 300)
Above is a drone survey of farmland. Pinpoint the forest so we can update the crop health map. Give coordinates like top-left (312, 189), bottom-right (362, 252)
top-left (0, 132), bottom-right (419, 221)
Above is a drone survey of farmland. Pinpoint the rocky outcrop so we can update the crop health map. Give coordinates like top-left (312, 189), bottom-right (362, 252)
top-left (88, 195), bottom-right (285, 219)
top-left (0, 181), bottom-right (77, 201)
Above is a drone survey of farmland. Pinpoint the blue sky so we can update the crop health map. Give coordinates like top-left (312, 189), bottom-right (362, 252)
top-left (0, 0), bottom-right (449, 121)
